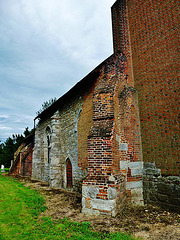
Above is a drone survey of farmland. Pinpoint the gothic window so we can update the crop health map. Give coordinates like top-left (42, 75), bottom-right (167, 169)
top-left (66, 158), bottom-right (73, 187)
top-left (45, 126), bottom-right (51, 164)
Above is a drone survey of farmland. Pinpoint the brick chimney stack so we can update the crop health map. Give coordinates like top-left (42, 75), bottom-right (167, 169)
top-left (111, 0), bottom-right (134, 85)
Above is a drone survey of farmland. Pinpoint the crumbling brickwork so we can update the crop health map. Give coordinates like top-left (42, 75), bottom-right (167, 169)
top-left (21, 143), bottom-right (33, 176)
top-left (82, 52), bottom-right (143, 216)
top-left (10, 139), bottom-right (33, 177)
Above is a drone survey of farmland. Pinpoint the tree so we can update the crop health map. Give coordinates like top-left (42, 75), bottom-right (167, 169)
top-left (36, 98), bottom-right (57, 116)
top-left (0, 127), bottom-right (33, 168)
top-left (23, 127), bottom-right (32, 137)
top-left (0, 137), bottom-right (15, 168)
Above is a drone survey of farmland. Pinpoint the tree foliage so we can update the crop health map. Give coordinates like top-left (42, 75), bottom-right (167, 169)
top-left (0, 127), bottom-right (32, 168)
top-left (36, 98), bottom-right (57, 116)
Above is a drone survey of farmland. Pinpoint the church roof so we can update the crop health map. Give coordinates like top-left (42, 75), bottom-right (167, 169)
top-left (34, 52), bottom-right (116, 121)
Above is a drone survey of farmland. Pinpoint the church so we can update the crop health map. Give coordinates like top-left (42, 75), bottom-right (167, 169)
top-left (11, 0), bottom-right (180, 215)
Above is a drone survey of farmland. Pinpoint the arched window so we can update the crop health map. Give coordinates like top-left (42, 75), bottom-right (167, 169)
top-left (45, 126), bottom-right (51, 164)
top-left (66, 158), bottom-right (73, 187)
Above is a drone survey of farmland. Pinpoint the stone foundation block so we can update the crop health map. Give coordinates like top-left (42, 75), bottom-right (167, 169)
top-left (129, 162), bottom-right (143, 176)
top-left (108, 187), bottom-right (118, 200)
top-left (130, 188), bottom-right (144, 205)
top-left (126, 180), bottom-right (143, 189)
top-left (82, 196), bottom-right (117, 216)
top-left (82, 186), bottom-right (99, 198)
top-left (120, 160), bottom-right (143, 176)
top-left (82, 185), bottom-right (122, 216)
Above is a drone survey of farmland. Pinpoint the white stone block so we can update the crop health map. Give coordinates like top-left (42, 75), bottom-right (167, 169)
top-left (120, 160), bottom-right (129, 170)
top-left (81, 208), bottom-right (100, 215)
top-left (116, 134), bottom-right (120, 143)
top-left (129, 162), bottom-right (143, 176)
top-left (129, 161), bottom-right (143, 169)
top-left (126, 180), bottom-right (143, 189)
top-left (91, 199), bottom-right (116, 212)
top-left (109, 175), bottom-right (116, 181)
top-left (82, 186), bottom-right (99, 198)
top-left (131, 188), bottom-right (144, 206)
top-left (119, 143), bottom-right (128, 151)
top-left (131, 168), bottom-right (143, 176)
top-left (108, 187), bottom-right (117, 200)
top-left (82, 197), bottom-right (85, 207)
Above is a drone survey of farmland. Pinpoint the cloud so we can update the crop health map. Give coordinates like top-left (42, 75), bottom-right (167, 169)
top-left (0, 0), bottom-right (116, 141)
top-left (0, 126), bottom-right (12, 131)
top-left (0, 115), bottom-right (9, 123)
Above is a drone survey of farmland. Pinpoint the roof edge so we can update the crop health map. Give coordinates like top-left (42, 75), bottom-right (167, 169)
top-left (34, 52), bottom-right (121, 121)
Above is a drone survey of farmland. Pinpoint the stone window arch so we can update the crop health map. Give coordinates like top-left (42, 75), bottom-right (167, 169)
top-left (66, 158), bottom-right (73, 187)
top-left (74, 109), bottom-right (82, 134)
top-left (45, 126), bottom-right (52, 164)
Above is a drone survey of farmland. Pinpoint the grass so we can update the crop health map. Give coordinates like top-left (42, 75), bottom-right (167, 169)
top-left (0, 173), bottom-right (137, 240)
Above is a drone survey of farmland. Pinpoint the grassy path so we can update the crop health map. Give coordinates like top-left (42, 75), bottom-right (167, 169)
top-left (0, 174), bottom-right (46, 239)
top-left (0, 174), bottom-right (136, 240)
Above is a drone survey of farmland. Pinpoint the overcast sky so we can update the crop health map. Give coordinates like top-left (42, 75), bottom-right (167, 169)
top-left (0, 0), bottom-right (116, 142)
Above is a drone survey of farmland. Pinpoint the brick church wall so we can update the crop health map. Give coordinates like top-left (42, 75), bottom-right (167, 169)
top-left (111, 0), bottom-right (179, 211)
top-left (82, 52), bottom-right (143, 216)
top-left (31, 0), bottom-right (179, 215)
top-left (21, 143), bottom-right (33, 176)
top-left (114, 84), bottom-right (143, 203)
top-left (10, 142), bottom-right (33, 177)
top-left (127, 0), bottom-right (179, 176)
top-left (10, 155), bottom-right (21, 176)
top-left (110, 0), bottom-right (144, 207)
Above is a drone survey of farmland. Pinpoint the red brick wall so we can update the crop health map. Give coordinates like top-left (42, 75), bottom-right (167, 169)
top-left (111, 0), bottom-right (134, 85)
top-left (21, 143), bottom-right (33, 176)
top-left (82, 51), bottom-right (143, 214)
top-left (114, 85), bottom-right (142, 163)
top-left (126, 0), bottom-right (179, 175)
top-left (10, 142), bottom-right (33, 177)
top-left (10, 155), bottom-right (21, 175)
top-left (82, 53), bottom-right (127, 206)
top-left (86, 52), bottom-right (128, 182)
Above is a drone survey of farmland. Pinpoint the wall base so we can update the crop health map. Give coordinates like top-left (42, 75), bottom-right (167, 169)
top-left (143, 162), bottom-right (180, 213)
top-left (82, 177), bottom-right (126, 217)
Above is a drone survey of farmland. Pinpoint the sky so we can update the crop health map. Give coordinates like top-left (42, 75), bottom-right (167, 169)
top-left (0, 0), bottom-right (116, 142)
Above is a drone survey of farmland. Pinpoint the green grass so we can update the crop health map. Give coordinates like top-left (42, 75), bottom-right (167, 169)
top-left (0, 173), bottom-right (136, 240)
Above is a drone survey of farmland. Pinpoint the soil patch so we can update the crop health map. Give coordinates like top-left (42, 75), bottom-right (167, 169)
top-left (14, 176), bottom-right (180, 239)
